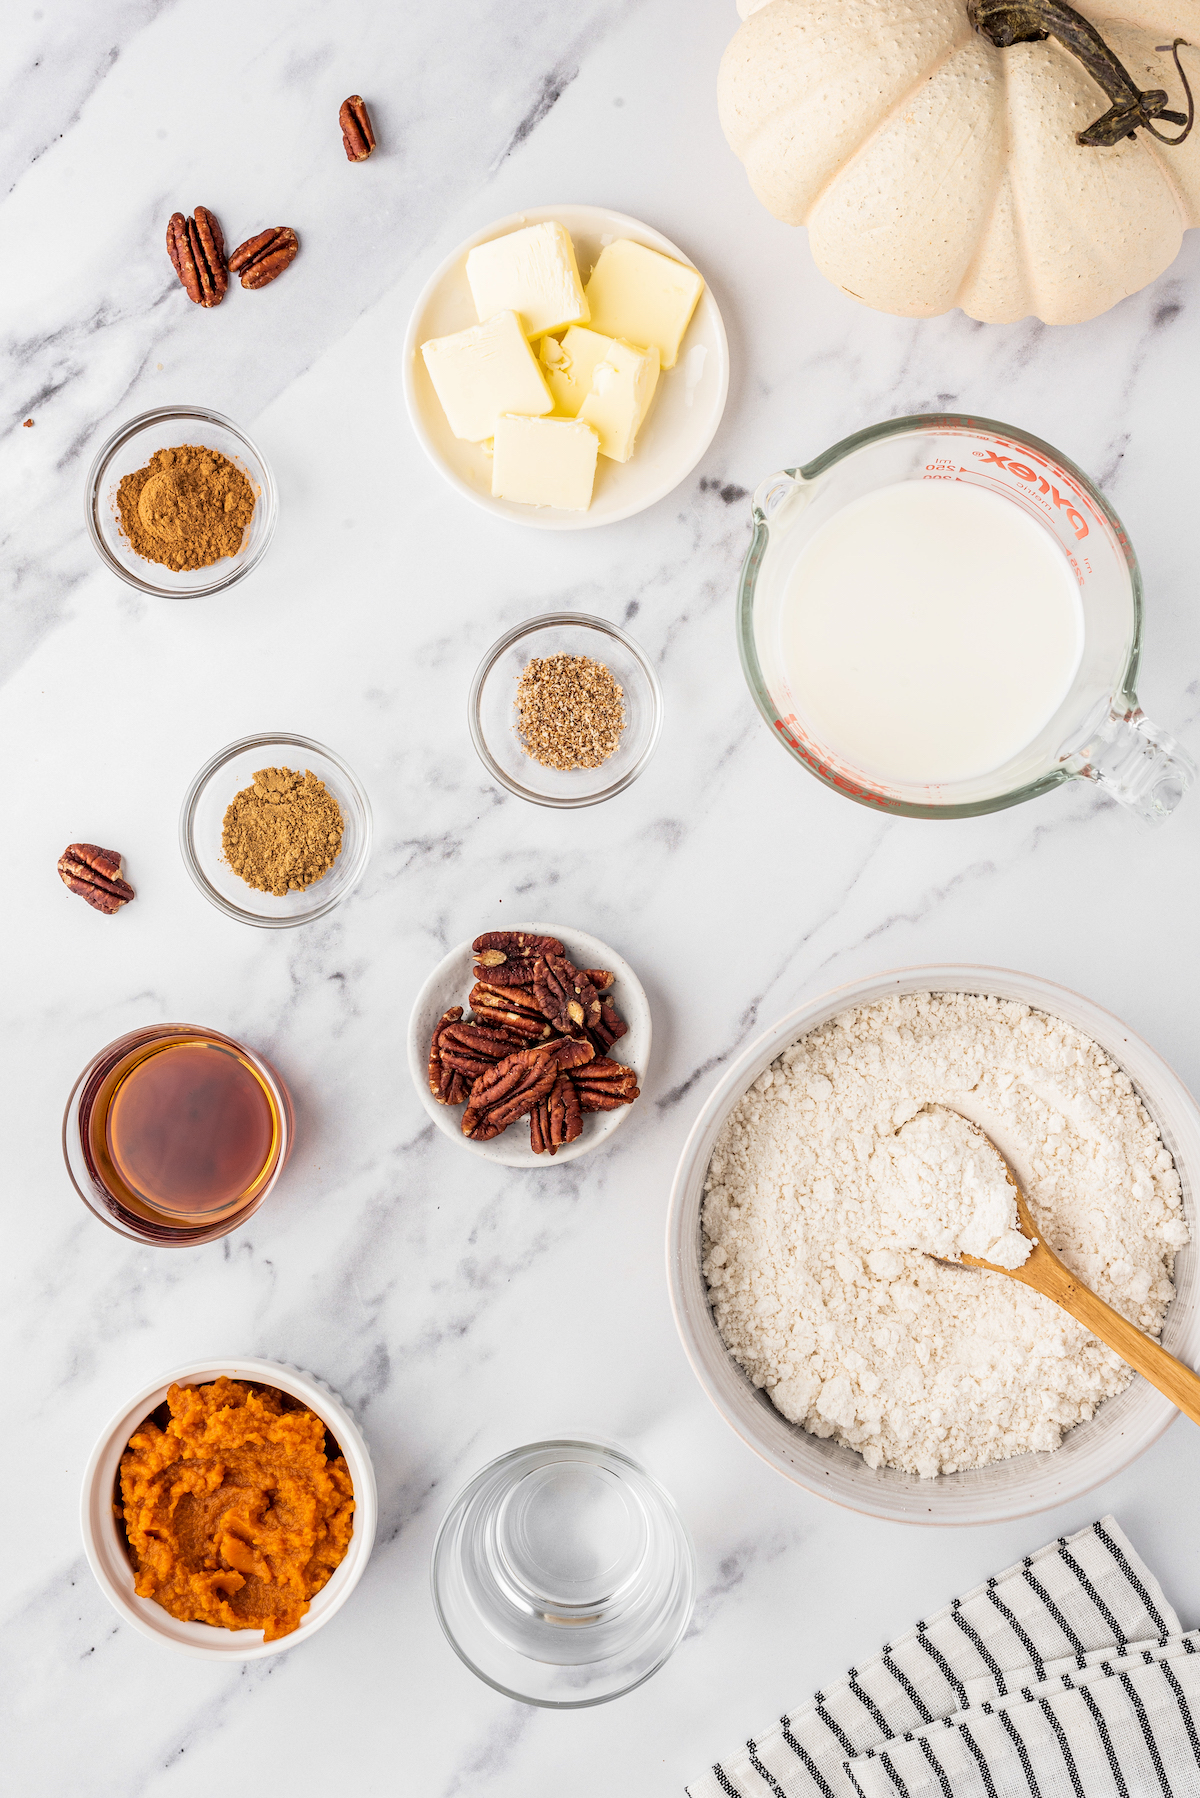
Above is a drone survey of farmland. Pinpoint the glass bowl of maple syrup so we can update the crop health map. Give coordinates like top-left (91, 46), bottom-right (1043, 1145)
top-left (63, 1024), bottom-right (294, 1245)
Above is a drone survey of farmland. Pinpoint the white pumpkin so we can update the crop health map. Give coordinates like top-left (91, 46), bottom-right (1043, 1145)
top-left (719, 0), bottom-right (1200, 322)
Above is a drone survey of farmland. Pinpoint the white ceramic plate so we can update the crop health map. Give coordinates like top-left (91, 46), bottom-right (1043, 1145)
top-left (80, 1357), bottom-right (377, 1658)
top-left (402, 205), bottom-right (729, 530)
top-left (408, 921), bottom-right (651, 1166)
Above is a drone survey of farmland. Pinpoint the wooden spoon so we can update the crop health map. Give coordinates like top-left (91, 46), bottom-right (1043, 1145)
top-left (939, 1124), bottom-right (1200, 1427)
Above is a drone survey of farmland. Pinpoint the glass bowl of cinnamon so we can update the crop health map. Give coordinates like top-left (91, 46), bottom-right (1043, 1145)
top-left (85, 404), bottom-right (277, 597)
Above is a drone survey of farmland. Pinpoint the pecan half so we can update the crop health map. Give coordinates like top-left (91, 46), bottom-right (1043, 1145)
top-left (545, 1037), bottom-right (595, 1072)
top-left (438, 1020), bottom-right (528, 1081)
top-left (472, 931), bottom-right (563, 986)
top-left (533, 955), bottom-right (601, 1034)
top-left (228, 227), bottom-right (299, 290)
top-left (429, 1007), bottom-right (467, 1103)
top-left (339, 94), bottom-right (376, 161)
top-left (550, 1073), bottom-right (583, 1147)
top-left (462, 1048), bottom-right (557, 1140)
top-left (589, 998), bottom-right (629, 1053)
top-left (58, 843), bottom-right (135, 914)
top-left (573, 1057), bottom-right (640, 1111)
top-left (468, 983), bottom-right (555, 1041)
top-left (166, 207), bottom-right (228, 307)
top-left (583, 968), bottom-right (615, 992)
top-left (530, 1074), bottom-right (584, 1155)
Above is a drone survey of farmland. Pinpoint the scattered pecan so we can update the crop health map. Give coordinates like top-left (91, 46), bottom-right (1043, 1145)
top-left (429, 1007), bottom-right (468, 1104)
top-left (472, 931), bottom-right (563, 986)
top-left (468, 985), bottom-right (555, 1042)
top-left (583, 968), bottom-right (615, 992)
top-left (228, 226), bottom-right (299, 290)
top-left (530, 1074), bottom-right (584, 1155)
top-left (339, 94), bottom-right (376, 161)
top-left (58, 843), bottom-right (135, 914)
top-left (167, 207), bottom-right (228, 307)
top-left (462, 1048), bottom-right (557, 1140)
top-left (438, 1019), bottom-right (528, 1081)
top-left (573, 1057), bottom-right (640, 1111)
top-left (533, 955), bottom-right (601, 1034)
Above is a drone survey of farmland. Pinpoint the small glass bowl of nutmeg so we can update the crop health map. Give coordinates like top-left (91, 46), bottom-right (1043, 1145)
top-left (85, 404), bottom-right (277, 598)
top-left (470, 613), bottom-right (664, 808)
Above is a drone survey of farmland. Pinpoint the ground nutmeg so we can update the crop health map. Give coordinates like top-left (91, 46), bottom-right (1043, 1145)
top-left (116, 444), bottom-right (256, 572)
top-left (221, 767), bottom-right (345, 896)
top-left (514, 653), bottom-right (626, 772)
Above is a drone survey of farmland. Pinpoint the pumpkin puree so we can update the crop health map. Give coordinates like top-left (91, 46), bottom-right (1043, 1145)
top-left (118, 1377), bottom-right (354, 1640)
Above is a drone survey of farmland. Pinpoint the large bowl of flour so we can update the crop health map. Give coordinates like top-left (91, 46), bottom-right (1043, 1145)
top-left (667, 967), bottom-right (1200, 1525)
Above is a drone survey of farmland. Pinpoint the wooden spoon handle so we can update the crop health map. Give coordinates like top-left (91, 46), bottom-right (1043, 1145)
top-left (1029, 1249), bottom-right (1200, 1426)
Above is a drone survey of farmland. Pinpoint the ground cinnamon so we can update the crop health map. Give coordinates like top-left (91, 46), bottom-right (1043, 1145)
top-left (116, 444), bottom-right (255, 572)
top-left (221, 767), bottom-right (344, 896)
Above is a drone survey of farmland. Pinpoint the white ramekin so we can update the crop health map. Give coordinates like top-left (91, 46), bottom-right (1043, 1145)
top-left (667, 965), bottom-right (1200, 1527)
top-left (407, 921), bottom-right (651, 1168)
top-left (81, 1357), bottom-right (377, 1658)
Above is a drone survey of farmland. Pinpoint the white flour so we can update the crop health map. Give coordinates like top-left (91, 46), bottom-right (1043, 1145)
top-left (879, 1105), bottom-right (1031, 1271)
top-left (702, 993), bottom-right (1186, 1477)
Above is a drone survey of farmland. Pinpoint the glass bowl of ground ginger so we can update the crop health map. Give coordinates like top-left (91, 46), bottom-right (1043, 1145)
top-left (80, 1358), bottom-right (377, 1659)
top-left (470, 613), bottom-right (663, 807)
top-left (181, 732), bottom-right (373, 927)
top-left (86, 404), bottom-right (277, 597)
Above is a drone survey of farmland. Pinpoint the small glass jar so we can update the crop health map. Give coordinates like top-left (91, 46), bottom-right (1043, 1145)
top-left (431, 1437), bottom-right (695, 1706)
top-left (469, 614), bottom-right (663, 808)
top-left (63, 1024), bottom-right (293, 1245)
top-left (179, 733), bottom-right (372, 928)
top-left (85, 405), bottom-right (277, 599)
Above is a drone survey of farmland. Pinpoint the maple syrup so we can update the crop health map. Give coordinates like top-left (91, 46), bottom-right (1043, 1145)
top-left (70, 1026), bottom-right (291, 1242)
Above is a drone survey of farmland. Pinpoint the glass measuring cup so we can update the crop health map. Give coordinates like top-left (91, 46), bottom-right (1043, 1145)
top-left (739, 413), bottom-right (1194, 822)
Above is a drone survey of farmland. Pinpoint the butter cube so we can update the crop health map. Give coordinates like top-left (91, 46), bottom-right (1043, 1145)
top-left (579, 337), bottom-right (659, 462)
top-left (540, 328), bottom-right (660, 455)
top-left (583, 239), bottom-right (704, 369)
top-left (421, 310), bottom-right (552, 442)
top-left (538, 326), bottom-right (616, 417)
top-left (466, 222), bottom-right (589, 339)
top-left (491, 415), bottom-right (599, 511)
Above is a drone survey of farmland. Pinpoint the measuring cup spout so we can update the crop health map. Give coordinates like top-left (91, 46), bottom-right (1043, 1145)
top-left (1072, 704), bottom-right (1196, 825)
top-left (751, 469), bottom-right (803, 524)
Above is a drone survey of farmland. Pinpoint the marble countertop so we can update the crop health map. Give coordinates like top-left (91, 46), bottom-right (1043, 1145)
top-left (5, 1), bottom-right (1200, 1791)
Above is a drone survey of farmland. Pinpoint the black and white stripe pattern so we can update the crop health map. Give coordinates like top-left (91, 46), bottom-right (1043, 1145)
top-left (687, 1519), bottom-right (1181, 1798)
top-left (846, 1637), bottom-right (1200, 1797)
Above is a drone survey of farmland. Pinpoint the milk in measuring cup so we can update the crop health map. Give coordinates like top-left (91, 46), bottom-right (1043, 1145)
top-left (781, 481), bottom-right (1084, 786)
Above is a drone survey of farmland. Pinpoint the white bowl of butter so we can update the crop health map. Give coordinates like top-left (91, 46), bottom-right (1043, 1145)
top-left (403, 204), bottom-right (729, 529)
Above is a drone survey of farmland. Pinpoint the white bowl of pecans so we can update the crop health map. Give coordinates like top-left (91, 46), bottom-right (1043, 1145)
top-left (407, 924), bottom-right (650, 1166)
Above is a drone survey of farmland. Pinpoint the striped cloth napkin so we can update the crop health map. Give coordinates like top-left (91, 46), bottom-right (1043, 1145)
top-left (688, 1518), bottom-right (1200, 1798)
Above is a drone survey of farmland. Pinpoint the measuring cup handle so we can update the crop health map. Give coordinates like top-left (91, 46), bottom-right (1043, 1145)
top-left (1073, 704), bottom-right (1196, 825)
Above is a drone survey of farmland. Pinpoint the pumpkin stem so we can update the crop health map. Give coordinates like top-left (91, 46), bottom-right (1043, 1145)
top-left (967, 1), bottom-right (1194, 147)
